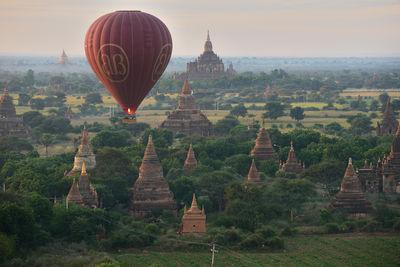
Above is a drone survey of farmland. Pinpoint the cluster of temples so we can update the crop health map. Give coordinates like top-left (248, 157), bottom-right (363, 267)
top-left (173, 31), bottom-right (236, 80)
top-left (0, 87), bottom-right (29, 138)
top-left (160, 80), bottom-right (212, 137)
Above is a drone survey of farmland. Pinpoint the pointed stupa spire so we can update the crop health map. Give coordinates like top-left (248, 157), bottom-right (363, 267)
top-left (377, 96), bottom-right (399, 135)
top-left (81, 160), bottom-right (87, 176)
top-left (250, 128), bottom-right (275, 160)
top-left (344, 158), bottom-right (356, 178)
top-left (181, 79), bottom-right (191, 95)
top-left (66, 178), bottom-right (84, 206)
top-left (184, 144), bottom-right (198, 172)
top-left (191, 193), bottom-right (198, 209)
top-left (245, 159), bottom-right (262, 185)
top-left (143, 135), bottom-right (159, 163)
top-left (204, 30), bottom-right (213, 52)
top-left (187, 193), bottom-right (202, 214)
top-left (280, 141), bottom-right (304, 174)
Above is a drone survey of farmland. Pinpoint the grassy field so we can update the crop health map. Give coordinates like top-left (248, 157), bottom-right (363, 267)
top-left (113, 234), bottom-right (400, 267)
top-left (340, 89), bottom-right (400, 98)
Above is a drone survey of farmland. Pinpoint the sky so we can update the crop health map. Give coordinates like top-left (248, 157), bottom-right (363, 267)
top-left (0, 0), bottom-right (399, 57)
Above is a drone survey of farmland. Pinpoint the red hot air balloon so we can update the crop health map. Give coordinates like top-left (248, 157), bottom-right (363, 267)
top-left (84, 11), bottom-right (172, 121)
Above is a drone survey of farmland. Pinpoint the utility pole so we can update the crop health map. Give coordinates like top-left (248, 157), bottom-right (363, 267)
top-left (211, 243), bottom-right (218, 267)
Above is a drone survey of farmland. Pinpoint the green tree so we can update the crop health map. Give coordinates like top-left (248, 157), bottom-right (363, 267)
top-left (346, 114), bottom-right (373, 135)
top-left (379, 93), bottom-right (389, 106)
top-left (229, 104), bottom-right (248, 118)
top-left (289, 106), bottom-right (305, 122)
top-left (85, 93), bottom-right (103, 105)
top-left (30, 98), bottom-right (45, 110)
top-left (39, 134), bottom-right (54, 156)
top-left (91, 129), bottom-right (131, 149)
top-left (24, 69), bottom-right (35, 87)
top-left (263, 102), bottom-right (285, 120)
top-left (18, 93), bottom-right (31, 106)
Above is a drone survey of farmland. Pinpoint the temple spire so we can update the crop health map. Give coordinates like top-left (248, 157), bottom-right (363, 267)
top-left (204, 30), bottom-right (213, 52)
top-left (184, 144), bottom-right (198, 172)
top-left (245, 159), bottom-right (262, 185)
top-left (143, 135), bottom-right (158, 163)
top-left (181, 79), bottom-right (191, 95)
top-left (66, 178), bottom-right (84, 206)
top-left (250, 128), bottom-right (275, 160)
top-left (207, 30), bottom-right (210, 41)
top-left (81, 160), bottom-right (87, 176)
top-left (190, 193), bottom-right (198, 209)
top-left (344, 158), bottom-right (355, 178)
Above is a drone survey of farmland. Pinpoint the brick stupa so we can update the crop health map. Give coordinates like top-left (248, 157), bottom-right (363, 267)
top-left (181, 194), bottom-right (206, 234)
top-left (183, 144), bottom-right (198, 173)
top-left (382, 126), bottom-right (400, 193)
top-left (66, 178), bottom-right (84, 207)
top-left (245, 159), bottom-right (263, 186)
top-left (160, 80), bottom-right (212, 137)
top-left (280, 142), bottom-right (304, 174)
top-left (78, 161), bottom-right (99, 208)
top-left (377, 97), bottom-right (398, 136)
top-left (0, 87), bottom-right (29, 138)
top-left (68, 126), bottom-right (96, 176)
top-left (250, 128), bottom-right (275, 160)
top-left (131, 135), bottom-right (176, 217)
top-left (330, 158), bottom-right (372, 217)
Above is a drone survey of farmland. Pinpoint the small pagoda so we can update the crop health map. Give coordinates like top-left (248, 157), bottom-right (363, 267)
top-left (245, 159), bottom-right (263, 186)
top-left (183, 144), bottom-right (198, 173)
top-left (59, 50), bottom-right (69, 65)
top-left (66, 178), bottom-right (84, 207)
top-left (250, 128), bottom-right (275, 161)
top-left (330, 158), bottom-right (372, 217)
top-left (181, 194), bottom-right (206, 234)
top-left (0, 87), bottom-right (29, 138)
top-left (78, 161), bottom-right (99, 208)
top-left (131, 135), bottom-right (177, 218)
top-left (382, 126), bottom-right (400, 193)
top-left (160, 80), bottom-right (212, 137)
top-left (377, 97), bottom-right (399, 136)
top-left (279, 142), bottom-right (304, 175)
top-left (67, 126), bottom-right (96, 176)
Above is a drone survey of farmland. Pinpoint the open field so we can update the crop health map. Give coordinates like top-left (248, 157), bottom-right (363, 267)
top-left (340, 89), bottom-right (400, 98)
top-left (113, 234), bottom-right (400, 267)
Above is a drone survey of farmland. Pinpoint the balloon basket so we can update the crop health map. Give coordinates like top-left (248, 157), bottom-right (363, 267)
top-left (122, 115), bottom-right (137, 124)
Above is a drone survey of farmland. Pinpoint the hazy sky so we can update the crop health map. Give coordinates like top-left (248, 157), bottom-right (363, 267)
top-left (0, 0), bottom-right (400, 57)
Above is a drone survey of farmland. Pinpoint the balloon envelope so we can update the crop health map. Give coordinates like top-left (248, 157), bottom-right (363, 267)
top-left (84, 11), bottom-right (172, 115)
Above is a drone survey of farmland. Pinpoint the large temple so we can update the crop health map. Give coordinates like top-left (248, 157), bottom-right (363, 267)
top-left (59, 50), bottom-right (69, 65)
top-left (67, 126), bottom-right (96, 176)
top-left (131, 135), bottom-right (177, 218)
top-left (250, 128), bottom-right (276, 161)
top-left (183, 144), bottom-right (198, 173)
top-left (358, 126), bottom-right (400, 193)
top-left (377, 97), bottom-right (398, 136)
top-left (244, 159), bottom-right (263, 186)
top-left (330, 158), bottom-right (372, 217)
top-left (173, 31), bottom-right (235, 80)
top-left (279, 142), bottom-right (304, 175)
top-left (160, 80), bottom-right (212, 137)
top-left (181, 194), bottom-right (206, 234)
top-left (66, 161), bottom-right (99, 208)
top-left (0, 87), bottom-right (29, 138)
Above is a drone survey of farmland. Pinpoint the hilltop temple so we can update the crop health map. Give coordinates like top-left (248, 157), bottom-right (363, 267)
top-left (358, 126), bottom-right (400, 193)
top-left (245, 159), bottom-right (263, 186)
top-left (377, 97), bottom-right (398, 136)
top-left (250, 128), bottom-right (275, 161)
top-left (279, 142), bottom-right (304, 175)
top-left (131, 135), bottom-right (176, 218)
top-left (160, 80), bottom-right (212, 137)
top-left (183, 144), bottom-right (198, 173)
top-left (67, 126), bottom-right (96, 176)
top-left (173, 31), bottom-right (235, 80)
top-left (181, 194), bottom-right (206, 234)
top-left (66, 161), bottom-right (99, 208)
top-left (59, 50), bottom-right (69, 65)
top-left (330, 158), bottom-right (372, 217)
top-left (0, 87), bottom-right (29, 138)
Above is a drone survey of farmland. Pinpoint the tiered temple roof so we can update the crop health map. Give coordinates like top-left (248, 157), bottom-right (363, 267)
top-left (245, 159), bottom-right (263, 185)
top-left (131, 135), bottom-right (176, 217)
top-left (181, 193), bottom-right (206, 234)
top-left (280, 142), bottom-right (304, 174)
top-left (68, 126), bottom-right (96, 176)
top-left (330, 158), bottom-right (372, 216)
top-left (250, 128), bottom-right (275, 161)
top-left (174, 31), bottom-right (234, 80)
top-left (66, 178), bottom-right (84, 207)
top-left (0, 87), bottom-right (29, 138)
top-left (78, 161), bottom-right (99, 208)
top-left (377, 97), bottom-right (399, 136)
top-left (183, 144), bottom-right (198, 173)
top-left (382, 126), bottom-right (400, 193)
top-left (160, 80), bottom-right (212, 137)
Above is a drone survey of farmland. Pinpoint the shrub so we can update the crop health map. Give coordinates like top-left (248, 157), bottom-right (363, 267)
top-left (239, 234), bottom-right (265, 249)
top-left (325, 223), bottom-right (340, 234)
top-left (361, 220), bottom-right (380, 233)
top-left (265, 236), bottom-right (284, 250)
top-left (280, 226), bottom-right (297, 237)
top-left (256, 226), bottom-right (276, 239)
top-left (341, 221), bottom-right (356, 233)
top-left (0, 233), bottom-right (15, 262)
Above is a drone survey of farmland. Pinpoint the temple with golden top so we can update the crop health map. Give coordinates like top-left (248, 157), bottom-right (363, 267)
top-left (183, 144), bottom-right (198, 173)
top-left (131, 135), bottom-right (177, 217)
top-left (181, 194), bottom-right (206, 234)
top-left (330, 158), bottom-right (372, 217)
top-left (279, 142), bottom-right (304, 175)
top-left (250, 128), bottom-right (275, 161)
top-left (160, 80), bottom-right (212, 137)
top-left (67, 126), bottom-right (96, 176)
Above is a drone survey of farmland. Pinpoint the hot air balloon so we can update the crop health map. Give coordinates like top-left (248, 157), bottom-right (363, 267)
top-left (84, 11), bottom-right (172, 122)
